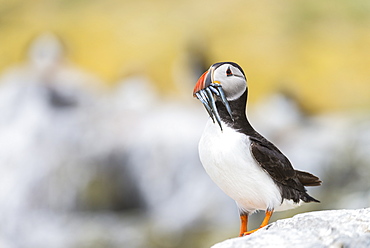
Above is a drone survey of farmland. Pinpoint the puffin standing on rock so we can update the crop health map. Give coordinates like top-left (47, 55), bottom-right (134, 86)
top-left (193, 62), bottom-right (321, 236)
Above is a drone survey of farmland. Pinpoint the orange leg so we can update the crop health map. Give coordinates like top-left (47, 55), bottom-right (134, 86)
top-left (239, 214), bottom-right (248, 237)
top-left (242, 209), bottom-right (273, 236)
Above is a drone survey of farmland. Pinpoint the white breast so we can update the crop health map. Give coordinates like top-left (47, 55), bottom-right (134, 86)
top-left (199, 119), bottom-right (285, 213)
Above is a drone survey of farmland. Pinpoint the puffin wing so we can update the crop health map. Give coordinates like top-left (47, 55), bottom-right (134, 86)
top-left (249, 136), bottom-right (299, 188)
top-left (250, 136), bottom-right (321, 203)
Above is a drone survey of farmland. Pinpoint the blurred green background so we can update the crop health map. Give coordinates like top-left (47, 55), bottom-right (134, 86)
top-left (1, 0), bottom-right (369, 111)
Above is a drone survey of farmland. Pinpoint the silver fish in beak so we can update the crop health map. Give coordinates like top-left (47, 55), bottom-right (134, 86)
top-left (193, 68), bottom-right (233, 131)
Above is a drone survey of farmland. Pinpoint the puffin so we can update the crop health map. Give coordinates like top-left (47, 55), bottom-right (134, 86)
top-left (193, 62), bottom-right (321, 236)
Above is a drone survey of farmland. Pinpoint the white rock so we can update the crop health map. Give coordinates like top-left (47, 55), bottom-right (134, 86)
top-left (212, 208), bottom-right (370, 248)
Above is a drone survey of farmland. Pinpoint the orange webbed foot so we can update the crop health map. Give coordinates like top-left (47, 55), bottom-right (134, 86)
top-left (242, 227), bottom-right (262, 236)
top-left (239, 209), bottom-right (273, 237)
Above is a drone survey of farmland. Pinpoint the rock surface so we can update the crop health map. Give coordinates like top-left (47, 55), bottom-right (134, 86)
top-left (212, 208), bottom-right (370, 248)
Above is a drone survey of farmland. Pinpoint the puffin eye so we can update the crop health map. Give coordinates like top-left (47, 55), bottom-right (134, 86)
top-left (226, 67), bottom-right (233, 76)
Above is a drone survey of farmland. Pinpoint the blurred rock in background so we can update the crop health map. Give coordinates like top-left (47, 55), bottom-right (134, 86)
top-left (0, 1), bottom-right (369, 247)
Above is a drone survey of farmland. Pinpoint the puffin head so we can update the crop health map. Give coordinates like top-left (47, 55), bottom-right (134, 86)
top-left (193, 62), bottom-right (247, 130)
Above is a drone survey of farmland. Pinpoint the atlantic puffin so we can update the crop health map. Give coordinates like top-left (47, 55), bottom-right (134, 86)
top-left (193, 62), bottom-right (321, 236)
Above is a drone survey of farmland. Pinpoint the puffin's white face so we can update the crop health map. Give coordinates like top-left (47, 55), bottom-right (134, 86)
top-left (212, 63), bottom-right (247, 101)
top-left (193, 62), bottom-right (248, 131)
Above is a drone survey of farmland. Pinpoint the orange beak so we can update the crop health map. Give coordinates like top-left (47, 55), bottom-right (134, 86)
top-left (193, 71), bottom-right (209, 97)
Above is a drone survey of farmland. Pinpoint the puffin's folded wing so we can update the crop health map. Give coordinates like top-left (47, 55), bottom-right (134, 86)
top-left (249, 137), bottom-right (296, 184)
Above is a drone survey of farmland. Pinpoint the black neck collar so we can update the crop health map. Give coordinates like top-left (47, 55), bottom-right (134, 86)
top-left (216, 89), bottom-right (258, 136)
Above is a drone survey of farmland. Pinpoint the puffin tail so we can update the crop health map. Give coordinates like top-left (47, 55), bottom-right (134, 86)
top-left (296, 170), bottom-right (322, 187)
top-left (301, 192), bottom-right (320, 203)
